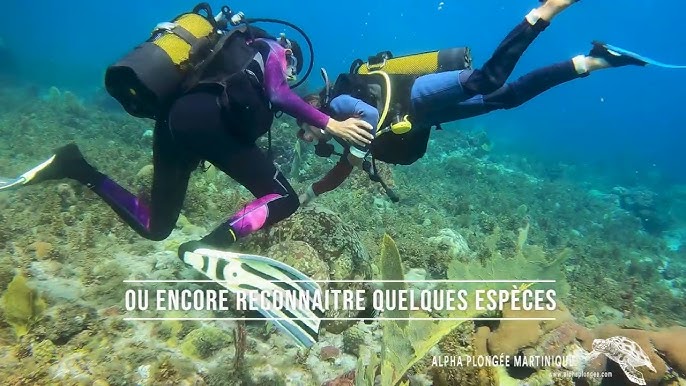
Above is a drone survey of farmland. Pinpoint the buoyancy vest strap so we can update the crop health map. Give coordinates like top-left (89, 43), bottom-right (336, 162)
top-left (181, 32), bottom-right (231, 92)
top-left (246, 51), bottom-right (265, 83)
top-left (171, 25), bottom-right (200, 46)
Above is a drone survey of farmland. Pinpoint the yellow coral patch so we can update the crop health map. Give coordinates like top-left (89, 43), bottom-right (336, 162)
top-left (0, 272), bottom-right (47, 337)
top-left (28, 241), bottom-right (54, 259)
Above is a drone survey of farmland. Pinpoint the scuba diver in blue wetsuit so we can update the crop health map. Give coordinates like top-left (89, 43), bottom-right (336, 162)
top-left (296, 0), bottom-right (680, 205)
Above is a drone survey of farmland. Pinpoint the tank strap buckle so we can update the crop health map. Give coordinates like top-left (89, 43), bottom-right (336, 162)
top-left (367, 58), bottom-right (387, 70)
top-left (367, 51), bottom-right (393, 70)
top-left (152, 22), bottom-right (176, 34)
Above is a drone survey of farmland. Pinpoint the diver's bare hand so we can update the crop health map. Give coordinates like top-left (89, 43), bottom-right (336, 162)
top-left (325, 118), bottom-right (374, 147)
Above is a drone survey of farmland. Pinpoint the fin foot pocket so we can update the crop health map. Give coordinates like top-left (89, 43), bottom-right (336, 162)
top-left (589, 41), bottom-right (648, 67)
top-left (1, 143), bottom-right (102, 191)
top-left (25, 143), bottom-right (96, 185)
top-left (590, 41), bottom-right (686, 69)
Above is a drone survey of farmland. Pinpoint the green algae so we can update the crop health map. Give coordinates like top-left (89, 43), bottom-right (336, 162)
top-left (0, 271), bottom-right (46, 337)
top-left (180, 325), bottom-right (233, 359)
top-left (379, 233), bottom-right (410, 327)
top-left (359, 235), bottom-right (480, 386)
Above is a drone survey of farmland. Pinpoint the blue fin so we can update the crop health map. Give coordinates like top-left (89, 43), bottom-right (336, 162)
top-left (602, 42), bottom-right (686, 69)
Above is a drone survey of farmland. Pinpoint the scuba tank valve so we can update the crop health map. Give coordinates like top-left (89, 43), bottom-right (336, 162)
top-left (213, 5), bottom-right (244, 30)
top-left (229, 11), bottom-right (245, 26)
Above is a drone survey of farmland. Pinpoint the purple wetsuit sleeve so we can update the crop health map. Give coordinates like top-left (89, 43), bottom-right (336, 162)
top-left (259, 39), bottom-right (330, 129)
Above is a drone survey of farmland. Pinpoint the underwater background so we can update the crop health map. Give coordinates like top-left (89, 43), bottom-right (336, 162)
top-left (1, 0), bottom-right (686, 385)
top-left (3, 0), bottom-right (685, 187)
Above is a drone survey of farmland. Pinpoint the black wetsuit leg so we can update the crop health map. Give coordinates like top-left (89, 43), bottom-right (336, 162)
top-left (446, 59), bottom-right (585, 120)
top-left (480, 60), bottom-right (584, 110)
top-left (462, 18), bottom-right (551, 96)
top-left (168, 91), bottom-right (299, 248)
top-left (82, 119), bottom-right (200, 241)
top-left (410, 17), bottom-right (553, 125)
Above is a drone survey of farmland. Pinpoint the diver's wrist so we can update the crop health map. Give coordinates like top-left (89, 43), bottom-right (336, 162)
top-left (324, 118), bottom-right (334, 132)
top-left (324, 118), bottom-right (340, 132)
top-left (306, 184), bottom-right (317, 199)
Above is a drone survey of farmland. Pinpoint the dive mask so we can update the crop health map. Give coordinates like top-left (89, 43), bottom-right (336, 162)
top-left (279, 33), bottom-right (298, 81)
top-left (285, 48), bottom-right (298, 81)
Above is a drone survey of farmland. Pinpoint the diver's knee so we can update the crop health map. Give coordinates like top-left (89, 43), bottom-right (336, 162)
top-left (463, 70), bottom-right (504, 95)
top-left (482, 75), bottom-right (506, 95)
top-left (284, 194), bottom-right (300, 217)
top-left (484, 84), bottom-right (520, 109)
top-left (265, 194), bottom-right (299, 227)
top-left (146, 224), bottom-right (174, 241)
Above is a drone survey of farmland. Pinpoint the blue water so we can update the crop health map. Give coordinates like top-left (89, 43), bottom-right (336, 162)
top-left (1, 0), bottom-right (685, 186)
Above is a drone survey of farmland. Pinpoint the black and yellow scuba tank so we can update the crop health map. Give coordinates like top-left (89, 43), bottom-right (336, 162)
top-left (325, 47), bottom-right (473, 166)
top-left (351, 47), bottom-right (472, 136)
top-left (105, 3), bottom-right (228, 120)
top-left (105, 2), bottom-right (317, 122)
top-left (353, 47), bottom-right (472, 76)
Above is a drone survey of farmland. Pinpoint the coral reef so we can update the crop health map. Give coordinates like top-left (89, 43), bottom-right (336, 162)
top-left (355, 234), bottom-right (482, 386)
top-left (242, 205), bottom-right (374, 333)
top-left (379, 233), bottom-right (410, 325)
top-left (613, 186), bottom-right (671, 234)
top-left (0, 83), bottom-right (684, 385)
top-left (469, 301), bottom-right (686, 385)
top-left (34, 302), bottom-right (97, 344)
top-left (244, 205), bottom-right (372, 281)
top-left (591, 325), bottom-right (686, 385)
top-left (266, 240), bottom-right (330, 283)
top-left (341, 325), bottom-right (366, 357)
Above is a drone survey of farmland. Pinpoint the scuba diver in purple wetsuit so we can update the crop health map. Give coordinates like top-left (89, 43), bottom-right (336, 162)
top-left (0, 3), bottom-right (376, 348)
top-left (296, 0), bottom-right (663, 205)
top-left (0, 5), bottom-right (373, 257)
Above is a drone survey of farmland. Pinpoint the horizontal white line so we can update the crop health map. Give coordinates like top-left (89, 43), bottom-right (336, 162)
top-left (123, 279), bottom-right (556, 283)
top-left (123, 317), bottom-right (556, 321)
